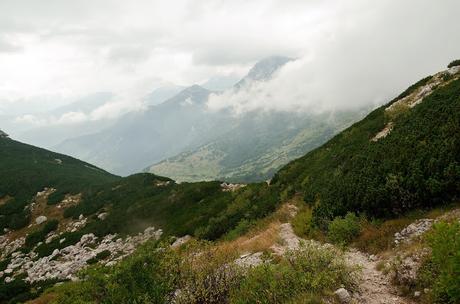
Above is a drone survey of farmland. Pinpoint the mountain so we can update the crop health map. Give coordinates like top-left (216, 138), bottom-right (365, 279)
top-left (142, 84), bottom-right (185, 106)
top-left (0, 135), bottom-right (277, 303)
top-left (54, 85), bottom-right (233, 175)
top-left (273, 65), bottom-right (460, 223)
top-left (144, 55), bottom-right (363, 182)
top-left (0, 134), bottom-right (119, 231)
top-left (234, 55), bottom-right (293, 89)
top-left (1, 62), bottom-right (459, 304)
top-left (53, 56), bottom-right (296, 176)
top-left (201, 75), bottom-right (240, 91)
top-left (147, 110), bottom-right (363, 182)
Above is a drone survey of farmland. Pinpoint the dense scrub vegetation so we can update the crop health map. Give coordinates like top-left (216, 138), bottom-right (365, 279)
top-left (56, 173), bottom-right (280, 240)
top-left (273, 77), bottom-right (460, 226)
top-left (417, 221), bottom-right (460, 303)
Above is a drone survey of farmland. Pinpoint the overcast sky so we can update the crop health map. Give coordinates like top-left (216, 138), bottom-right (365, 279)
top-left (1, 0), bottom-right (460, 122)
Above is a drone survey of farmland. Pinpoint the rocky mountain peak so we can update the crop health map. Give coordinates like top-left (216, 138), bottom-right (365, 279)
top-left (234, 56), bottom-right (294, 89)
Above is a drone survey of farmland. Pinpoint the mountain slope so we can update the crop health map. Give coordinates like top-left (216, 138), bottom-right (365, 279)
top-left (273, 67), bottom-right (460, 223)
top-left (54, 85), bottom-right (233, 175)
top-left (54, 56), bottom-right (300, 176)
top-left (147, 110), bottom-right (363, 182)
top-left (0, 133), bottom-right (119, 231)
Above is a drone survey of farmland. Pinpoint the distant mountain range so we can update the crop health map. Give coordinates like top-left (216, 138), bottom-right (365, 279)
top-left (54, 56), bottom-right (364, 179)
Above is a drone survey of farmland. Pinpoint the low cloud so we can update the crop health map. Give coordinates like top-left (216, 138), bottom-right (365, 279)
top-left (208, 0), bottom-right (460, 114)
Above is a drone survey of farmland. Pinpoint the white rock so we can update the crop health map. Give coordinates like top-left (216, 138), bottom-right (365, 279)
top-left (97, 212), bottom-right (108, 220)
top-left (171, 235), bottom-right (192, 248)
top-left (35, 215), bottom-right (48, 225)
top-left (414, 291), bottom-right (421, 297)
top-left (334, 288), bottom-right (351, 304)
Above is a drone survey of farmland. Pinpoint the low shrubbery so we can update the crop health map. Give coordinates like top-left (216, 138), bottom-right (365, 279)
top-left (292, 206), bottom-right (314, 238)
top-left (47, 190), bottom-right (67, 205)
top-left (25, 219), bottom-right (59, 248)
top-left (230, 243), bottom-right (357, 303)
top-left (47, 239), bottom-right (357, 304)
top-left (50, 241), bottom-right (181, 304)
top-left (417, 221), bottom-right (460, 303)
top-left (327, 212), bottom-right (361, 245)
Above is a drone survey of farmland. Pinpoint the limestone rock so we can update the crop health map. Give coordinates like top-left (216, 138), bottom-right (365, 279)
top-left (334, 288), bottom-right (351, 303)
top-left (35, 216), bottom-right (48, 225)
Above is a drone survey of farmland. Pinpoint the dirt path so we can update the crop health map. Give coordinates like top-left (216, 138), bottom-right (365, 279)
top-left (271, 223), bottom-right (413, 304)
top-left (345, 249), bottom-right (413, 304)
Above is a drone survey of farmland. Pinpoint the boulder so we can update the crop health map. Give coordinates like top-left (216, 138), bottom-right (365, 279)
top-left (334, 288), bottom-right (351, 304)
top-left (171, 235), bottom-right (192, 248)
top-left (35, 216), bottom-right (48, 225)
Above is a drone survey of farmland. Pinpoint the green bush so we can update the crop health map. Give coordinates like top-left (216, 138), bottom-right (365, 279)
top-left (292, 207), bottom-right (313, 238)
top-left (96, 249), bottom-right (111, 260)
top-left (229, 242), bottom-right (357, 303)
top-left (174, 241), bottom-right (243, 304)
top-left (47, 190), bottom-right (67, 205)
top-left (25, 219), bottom-right (59, 248)
top-left (327, 212), bottom-right (361, 245)
top-left (418, 221), bottom-right (460, 303)
top-left (447, 59), bottom-right (460, 68)
top-left (51, 241), bottom-right (181, 304)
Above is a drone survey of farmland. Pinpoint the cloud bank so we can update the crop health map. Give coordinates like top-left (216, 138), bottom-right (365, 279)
top-left (208, 0), bottom-right (460, 114)
top-left (0, 0), bottom-right (459, 123)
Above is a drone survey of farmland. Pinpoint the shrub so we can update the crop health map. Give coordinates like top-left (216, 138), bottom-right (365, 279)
top-left (327, 212), bottom-right (361, 245)
top-left (418, 221), bottom-right (460, 303)
top-left (229, 242), bottom-right (358, 303)
top-left (447, 59), bottom-right (460, 68)
top-left (353, 217), bottom-right (412, 254)
top-left (51, 241), bottom-right (181, 304)
top-left (175, 241), bottom-right (243, 304)
top-left (292, 207), bottom-right (313, 238)
top-left (96, 249), bottom-right (111, 260)
top-left (25, 219), bottom-right (59, 248)
top-left (47, 190), bottom-right (67, 205)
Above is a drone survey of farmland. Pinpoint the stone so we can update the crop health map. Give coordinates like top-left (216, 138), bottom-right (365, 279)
top-left (4, 268), bottom-right (13, 274)
top-left (35, 216), bottom-right (48, 225)
top-left (414, 291), bottom-right (421, 297)
top-left (171, 235), bottom-right (192, 248)
top-left (234, 252), bottom-right (264, 268)
top-left (97, 212), bottom-right (108, 220)
top-left (334, 288), bottom-right (351, 304)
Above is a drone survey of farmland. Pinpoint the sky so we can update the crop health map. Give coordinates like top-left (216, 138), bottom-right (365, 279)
top-left (1, 0), bottom-right (460, 126)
